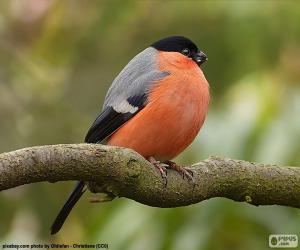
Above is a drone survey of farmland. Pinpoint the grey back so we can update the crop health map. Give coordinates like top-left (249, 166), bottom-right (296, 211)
top-left (103, 47), bottom-right (169, 112)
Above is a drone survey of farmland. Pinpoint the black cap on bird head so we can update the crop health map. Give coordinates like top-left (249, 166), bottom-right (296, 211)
top-left (151, 36), bottom-right (207, 66)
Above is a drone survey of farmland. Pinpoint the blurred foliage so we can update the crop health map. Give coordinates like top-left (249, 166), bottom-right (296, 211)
top-left (0, 0), bottom-right (300, 249)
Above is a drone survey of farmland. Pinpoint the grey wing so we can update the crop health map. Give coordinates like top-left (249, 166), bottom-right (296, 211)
top-left (85, 47), bottom-right (169, 143)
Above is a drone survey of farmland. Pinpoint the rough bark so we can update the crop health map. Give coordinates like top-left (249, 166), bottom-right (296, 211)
top-left (0, 144), bottom-right (299, 209)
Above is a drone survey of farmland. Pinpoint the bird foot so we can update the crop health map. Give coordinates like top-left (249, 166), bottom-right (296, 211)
top-left (148, 156), bottom-right (168, 186)
top-left (148, 157), bottom-right (195, 188)
top-left (164, 160), bottom-right (195, 185)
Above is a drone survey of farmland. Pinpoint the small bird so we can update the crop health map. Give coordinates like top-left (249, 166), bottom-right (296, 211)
top-left (50, 36), bottom-right (210, 234)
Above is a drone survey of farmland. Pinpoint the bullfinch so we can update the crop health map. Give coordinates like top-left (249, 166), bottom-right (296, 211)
top-left (50, 36), bottom-right (209, 234)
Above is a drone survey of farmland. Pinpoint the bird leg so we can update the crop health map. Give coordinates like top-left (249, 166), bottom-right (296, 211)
top-left (148, 156), bottom-right (168, 186)
top-left (164, 160), bottom-right (195, 184)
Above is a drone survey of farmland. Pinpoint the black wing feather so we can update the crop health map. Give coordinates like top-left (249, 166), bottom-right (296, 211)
top-left (85, 106), bottom-right (136, 143)
top-left (85, 93), bottom-right (146, 143)
top-left (127, 93), bottom-right (147, 109)
top-left (50, 98), bottom-right (146, 234)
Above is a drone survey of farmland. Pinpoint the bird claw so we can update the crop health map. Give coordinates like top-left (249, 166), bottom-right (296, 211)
top-left (148, 157), bottom-right (168, 187)
top-left (164, 160), bottom-right (195, 188)
top-left (148, 157), bottom-right (195, 188)
top-left (158, 165), bottom-right (168, 187)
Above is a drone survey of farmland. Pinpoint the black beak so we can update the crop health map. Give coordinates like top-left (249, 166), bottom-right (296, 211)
top-left (193, 51), bottom-right (207, 66)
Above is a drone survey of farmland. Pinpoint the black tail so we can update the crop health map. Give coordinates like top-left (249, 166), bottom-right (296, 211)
top-left (50, 181), bottom-right (86, 235)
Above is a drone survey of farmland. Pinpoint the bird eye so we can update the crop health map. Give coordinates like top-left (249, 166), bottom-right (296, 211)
top-left (181, 48), bottom-right (190, 56)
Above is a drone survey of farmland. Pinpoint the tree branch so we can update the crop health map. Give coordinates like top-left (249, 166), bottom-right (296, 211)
top-left (0, 144), bottom-right (299, 209)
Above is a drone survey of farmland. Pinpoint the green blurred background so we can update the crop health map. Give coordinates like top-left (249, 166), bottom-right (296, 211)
top-left (0, 0), bottom-right (300, 249)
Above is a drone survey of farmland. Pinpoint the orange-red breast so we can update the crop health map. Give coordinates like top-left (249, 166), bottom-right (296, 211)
top-left (51, 36), bottom-right (209, 234)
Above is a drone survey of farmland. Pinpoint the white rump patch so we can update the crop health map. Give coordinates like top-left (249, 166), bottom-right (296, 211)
top-left (113, 100), bottom-right (138, 114)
